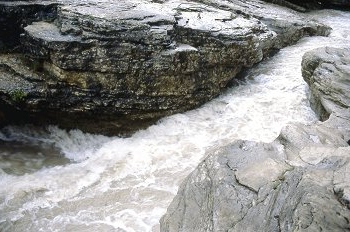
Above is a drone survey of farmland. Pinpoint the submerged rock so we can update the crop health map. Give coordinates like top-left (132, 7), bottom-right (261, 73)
top-left (0, 0), bottom-right (330, 135)
top-left (160, 47), bottom-right (350, 231)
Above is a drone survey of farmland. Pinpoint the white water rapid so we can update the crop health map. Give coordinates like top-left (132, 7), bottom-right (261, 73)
top-left (1, 9), bottom-right (350, 232)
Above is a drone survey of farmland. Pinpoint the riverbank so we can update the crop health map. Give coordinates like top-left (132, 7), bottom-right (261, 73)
top-left (0, 0), bottom-right (330, 135)
top-left (161, 46), bottom-right (350, 231)
top-left (1, 9), bottom-right (349, 231)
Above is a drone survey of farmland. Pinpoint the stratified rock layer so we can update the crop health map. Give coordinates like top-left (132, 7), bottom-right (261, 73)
top-left (302, 47), bottom-right (350, 122)
top-left (160, 47), bottom-right (350, 231)
top-left (0, 0), bottom-right (331, 134)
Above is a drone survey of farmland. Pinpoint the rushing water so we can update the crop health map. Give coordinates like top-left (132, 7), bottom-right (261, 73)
top-left (0, 9), bottom-right (350, 232)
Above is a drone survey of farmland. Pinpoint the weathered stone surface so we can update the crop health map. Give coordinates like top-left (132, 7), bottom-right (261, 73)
top-left (0, 0), bottom-right (331, 134)
top-left (160, 47), bottom-right (350, 231)
top-left (302, 47), bottom-right (350, 121)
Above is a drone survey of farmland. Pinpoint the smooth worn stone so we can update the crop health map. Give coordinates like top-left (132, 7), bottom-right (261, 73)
top-left (235, 157), bottom-right (291, 192)
top-left (0, 0), bottom-right (331, 134)
top-left (302, 47), bottom-right (350, 121)
top-left (160, 47), bottom-right (350, 232)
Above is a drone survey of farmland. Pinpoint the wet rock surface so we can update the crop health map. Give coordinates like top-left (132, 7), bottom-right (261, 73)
top-left (160, 47), bottom-right (350, 231)
top-left (0, 0), bottom-right (331, 134)
top-left (302, 47), bottom-right (350, 122)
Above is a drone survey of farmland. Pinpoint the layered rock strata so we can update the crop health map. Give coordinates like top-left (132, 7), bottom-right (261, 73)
top-left (0, 0), bottom-right (331, 134)
top-left (160, 47), bottom-right (350, 231)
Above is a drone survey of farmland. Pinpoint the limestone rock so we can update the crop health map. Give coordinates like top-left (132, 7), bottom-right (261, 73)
top-left (302, 47), bottom-right (350, 121)
top-left (0, 0), bottom-right (330, 134)
top-left (160, 47), bottom-right (350, 231)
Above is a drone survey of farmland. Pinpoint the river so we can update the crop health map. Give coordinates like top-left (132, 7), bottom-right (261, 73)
top-left (0, 9), bottom-right (349, 232)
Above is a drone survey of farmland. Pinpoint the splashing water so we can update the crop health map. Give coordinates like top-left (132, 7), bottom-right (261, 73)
top-left (1, 10), bottom-right (350, 232)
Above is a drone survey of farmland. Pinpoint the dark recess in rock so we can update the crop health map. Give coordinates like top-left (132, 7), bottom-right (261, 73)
top-left (263, 0), bottom-right (350, 11)
top-left (0, 3), bottom-right (58, 52)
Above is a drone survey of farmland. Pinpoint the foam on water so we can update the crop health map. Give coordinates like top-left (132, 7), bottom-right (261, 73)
top-left (1, 9), bottom-right (350, 232)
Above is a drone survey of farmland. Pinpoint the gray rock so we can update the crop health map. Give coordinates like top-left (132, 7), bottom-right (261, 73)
top-left (160, 47), bottom-right (350, 231)
top-left (0, 0), bottom-right (331, 134)
top-left (302, 47), bottom-right (350, 121)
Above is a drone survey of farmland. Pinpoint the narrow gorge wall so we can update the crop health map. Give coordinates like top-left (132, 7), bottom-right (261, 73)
top-left (0, 0), bottom-right (330, 135)
top-left (160, 47), bottom-right (350, 232)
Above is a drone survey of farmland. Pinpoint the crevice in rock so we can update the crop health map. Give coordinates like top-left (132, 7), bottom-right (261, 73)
top-left (234, 172), bottom-right (259, 194)
top-left (262, 0), bottom-right (307, 12)
top-left (334, 187), bottom-right (350, 210)
top-left (264, 0), bottom-right (350, 11)
top-left (0, 3), bottom-right (59, 52)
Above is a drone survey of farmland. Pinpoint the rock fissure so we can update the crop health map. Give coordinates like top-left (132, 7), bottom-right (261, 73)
top-left (234, 172), bottom-right (259, 194)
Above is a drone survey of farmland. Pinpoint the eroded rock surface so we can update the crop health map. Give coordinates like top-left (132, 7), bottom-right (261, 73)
top-left (0, 0), bottom-right (331, 134)
top-left (302, 47), bottom-right (350, 122)
top-left (160, 47), bottom-right (350, 231)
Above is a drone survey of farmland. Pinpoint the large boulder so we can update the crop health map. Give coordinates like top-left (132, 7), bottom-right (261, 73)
top-left (302, 47), bottom-right (350, 122)
top-left (160, 47), bottom-right (350, 231)
top-left (0, 0), bottom-right (330, 135)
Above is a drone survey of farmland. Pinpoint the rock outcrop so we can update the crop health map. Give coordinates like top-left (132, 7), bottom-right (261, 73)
top-left (0, 0), bottom-right (331, 135)
top-left (302, 47), bottom-right (350, 123)
top-left (160, 47), bottom-right (350, 231)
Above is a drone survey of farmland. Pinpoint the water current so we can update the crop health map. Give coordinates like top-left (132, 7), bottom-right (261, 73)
top-left (0, 9), bottom-right (350, 232)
